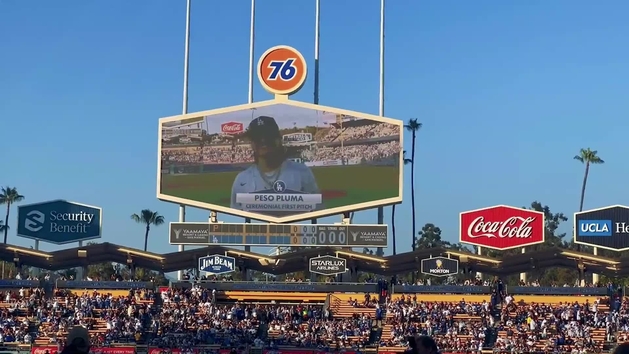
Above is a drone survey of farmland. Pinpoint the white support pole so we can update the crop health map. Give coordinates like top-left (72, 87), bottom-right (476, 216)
top-left (77, 240), bottom-right (84, 280)
top-left (244, 0), bottom-right (256, 261)
top-left (314, 0), bottom-right (320, 105)
top-left (178, 0), bottom-right (192, 281)
top-left (311, 0), bottom-right (320, 230)
top-left (592, 247), bottom-right (599, 285)
top-left (376, 0), bottom-right (385, 257)
top-left (247, 0), bottom-right (255, 105)
top-left (476, 246), bottom-right (483, 279)
top-left (519, 247), bottom-right (526, 284)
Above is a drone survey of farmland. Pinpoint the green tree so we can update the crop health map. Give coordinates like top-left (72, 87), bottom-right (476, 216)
top-left (391, 150), bottom-right (413, 255)
top-left (415, 223), bottom-right (443, 249)
top-left (0, 187), bottom-right (25, 244)
top-left (87, 262), bottom-right (117, 281)
top-left (131, 209), bottom-right (165, 251)
top-left (574, 148), bottom-right (604, 212)
top-left (405, 119), bottom-right (422, 252)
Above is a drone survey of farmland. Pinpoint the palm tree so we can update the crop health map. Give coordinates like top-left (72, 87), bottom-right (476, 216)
top-left (391, 150), bottom-right (413, 255)
top-left (574, 148), bottom-right (604, 212)
top-left (131, 210), bottom-right (165, 251)
top-left (0, 221), bottom-right (8, 234)
top-left (0, 187), bottom-right (25, 244)
top-left (404, 119), bottom-right (422, 251)
top-left (574, 148), bottom-right (604, 256)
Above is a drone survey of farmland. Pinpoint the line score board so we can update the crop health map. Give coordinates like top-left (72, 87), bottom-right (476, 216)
top-left (169, 222), bottom-right (388, 247)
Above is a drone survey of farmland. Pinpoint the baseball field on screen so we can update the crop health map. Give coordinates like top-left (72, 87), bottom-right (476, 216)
top-left (160, 164), bottom-right (399, 210)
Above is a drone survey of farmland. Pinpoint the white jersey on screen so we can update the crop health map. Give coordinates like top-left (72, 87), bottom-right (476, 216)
top-left (230, 160), bottom-right (320, 211)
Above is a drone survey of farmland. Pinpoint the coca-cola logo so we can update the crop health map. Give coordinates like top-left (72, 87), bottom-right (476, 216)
top-left (467, 216), bottom-right (536, 239)
top-left (221, 122), bottom-right (243, 134)
top-left (32, 347), bottom-right (57, 354)
top-left (459, 206), bottom-right (545, 250)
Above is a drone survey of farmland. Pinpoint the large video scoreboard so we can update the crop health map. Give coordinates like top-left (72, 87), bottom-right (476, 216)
top-left (169, 222), bottom-right (388, 247)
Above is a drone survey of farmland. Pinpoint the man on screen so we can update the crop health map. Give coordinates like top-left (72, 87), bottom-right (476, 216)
top-left (230, 116), bottom-right (321, 213)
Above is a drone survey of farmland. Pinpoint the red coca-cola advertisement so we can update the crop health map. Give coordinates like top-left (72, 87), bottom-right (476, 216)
top-left (31, 346), bottom-right (58, 354)
top-left (32, 347), bottom-right (135, 354)
top-left (221, 121), bottom-right (244, 134)
top-left (459, 205), bottom-right (545, 250)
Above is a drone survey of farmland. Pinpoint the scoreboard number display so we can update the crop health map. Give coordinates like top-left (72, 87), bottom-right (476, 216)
top-left (169, 222), bottom-right (388, 247)
top-left (291, 225), bottom-right (348, 246)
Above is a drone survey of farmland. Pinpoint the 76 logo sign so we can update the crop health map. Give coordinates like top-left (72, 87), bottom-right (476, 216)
top-left (267, 59), bottom-right (297, 81)
top-left (257, 45), bottom-right (308, 96)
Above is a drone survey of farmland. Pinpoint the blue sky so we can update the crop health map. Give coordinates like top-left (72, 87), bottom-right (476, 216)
top-left (1, 0), bottom-right (628, 257)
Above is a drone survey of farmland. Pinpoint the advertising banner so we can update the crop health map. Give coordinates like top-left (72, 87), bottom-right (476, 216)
top-left (420, 256), bottom-right (459, 277)
top-left (393, 285), bottom-right (491, 294)
top-left (264, 351), bottom-right (357, 354)
top-left (57, 281), bottom-right (151, 289)
top-left (0, 280), bottom-right (39, 288)
top-left (32, 347), bottom-right (135, 354)
top-left (148, 349), bottom-right (197, 354)
top-left (459, 205), bottom-right (545, 250)
top-left (31, 346), bottom-right (59, 354)
top-left (574, 205), bottom-right (629, 251)
top-left (198, 254), bottom-right (236, 275)
top-left (158, 100), bottom-right (402, 223)
top-left (509, 286), bottom-right (607, 296)
top-left (309, 255), bottom-right (347, 276)
top-left (173, 281), bottom-right (378, 293)
top-left (17, 200), bottom-right (102, 244)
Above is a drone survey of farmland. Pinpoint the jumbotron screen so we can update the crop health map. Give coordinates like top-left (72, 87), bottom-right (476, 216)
top-left (158, 102), bottom-right (402, 222)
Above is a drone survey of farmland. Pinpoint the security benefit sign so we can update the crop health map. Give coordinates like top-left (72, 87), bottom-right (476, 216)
top-left (420, 257), bottom-right (459, 277)
top-left (198, 254), bottom-right (236, 275)
top-left (309, 255), bottom-right (347, 276)
top-left (574, 205), bottom-right (629, 251)
top-left (17, 200), bottom-right (102, 244)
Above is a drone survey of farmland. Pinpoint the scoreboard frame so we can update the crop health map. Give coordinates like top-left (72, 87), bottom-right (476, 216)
top-left (169, 222), bottom-right (388, 247)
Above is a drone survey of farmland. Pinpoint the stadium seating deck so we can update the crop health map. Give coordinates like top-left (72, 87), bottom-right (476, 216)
top-left (0, 283), bottom-right (619, 354)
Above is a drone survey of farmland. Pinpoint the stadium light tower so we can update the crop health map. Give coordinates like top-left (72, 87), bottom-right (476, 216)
top-left (177, 0), bottom-right (192, 281)
top-left (243, 0), bottom-right (256, 253)
top-left (376, 0), bottom-right (386, 255)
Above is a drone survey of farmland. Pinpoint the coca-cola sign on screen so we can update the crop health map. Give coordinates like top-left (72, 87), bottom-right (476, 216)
top-left (459, 205), bottom-right (545, 250)
top-left (221, 122), bottom-right (244, 134)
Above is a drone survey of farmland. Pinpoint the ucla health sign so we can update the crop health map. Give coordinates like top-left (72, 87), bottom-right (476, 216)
top-left (574, 205), bottom-right (629, 251)
top-left (17, 200), bottom-right (102, 244)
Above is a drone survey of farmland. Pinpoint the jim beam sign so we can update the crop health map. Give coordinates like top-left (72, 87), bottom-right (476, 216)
top-left (309, 255), bottom-right (347, 276)
top-left (420, 256), bottom-right (459, 277)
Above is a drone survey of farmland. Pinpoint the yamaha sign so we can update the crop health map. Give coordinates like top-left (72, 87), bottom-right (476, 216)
top-left (309, 255), bottom-right (347, 276)
top-left (420, 257), bottom-right (459, 277)
top-left (198, 254), bottom-right (236, 275)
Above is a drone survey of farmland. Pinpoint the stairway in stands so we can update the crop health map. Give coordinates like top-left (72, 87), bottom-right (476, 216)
top-left (483, 327), bottom-right (498, 348)
top-left (329, 294), bottom-right (379, 346)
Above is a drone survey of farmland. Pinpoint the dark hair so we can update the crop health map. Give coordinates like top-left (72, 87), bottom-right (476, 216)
top-left (408, 335), bottom-right (438, 353)
top-left (613, 343), bottom-right (629, 354)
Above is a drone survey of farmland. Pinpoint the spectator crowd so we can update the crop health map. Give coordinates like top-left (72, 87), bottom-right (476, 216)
top-left (161, 121), bottom-right (401, 167)
top-left (0, 280), bottom-right (627, 354)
